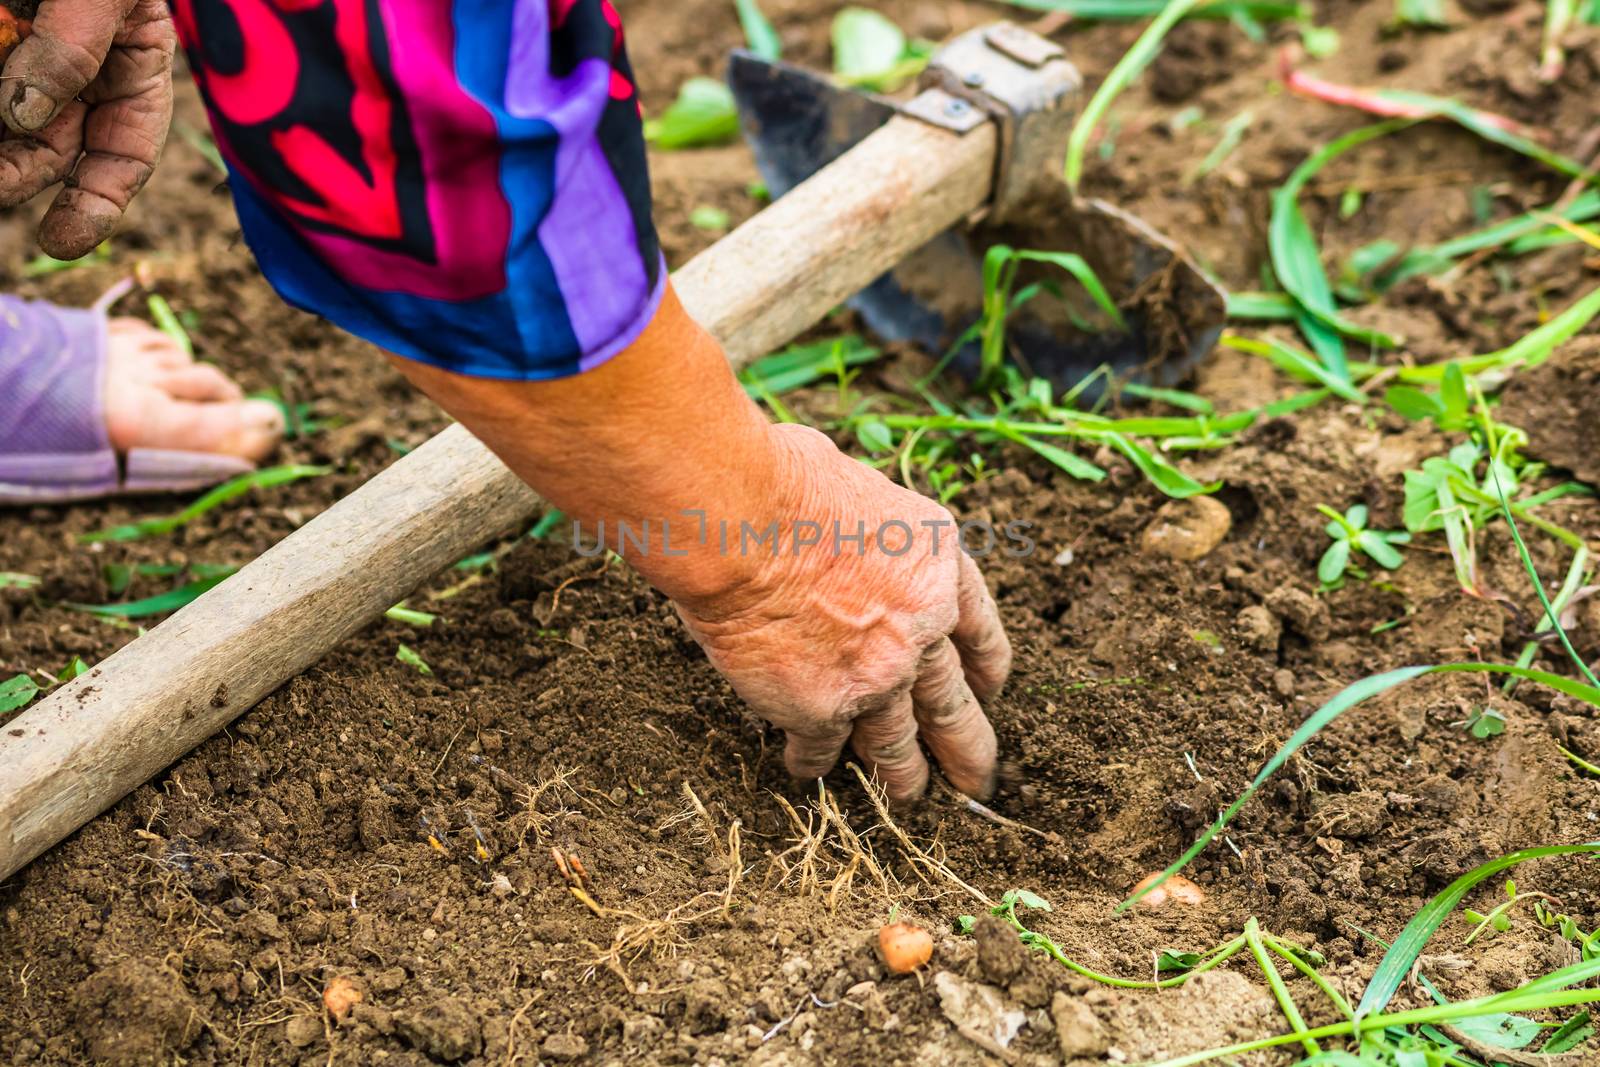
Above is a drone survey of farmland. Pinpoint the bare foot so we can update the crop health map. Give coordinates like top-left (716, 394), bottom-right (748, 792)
top-left (102, 318), bottom-right (284, 461)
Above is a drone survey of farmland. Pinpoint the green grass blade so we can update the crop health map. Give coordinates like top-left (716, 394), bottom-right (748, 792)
top-left (1098, 431), bottom-right (1221, 498)
top-left (999, 429), bottom-right (1108, 483)
top-left (0, 572), bottom-right (40, 590)
top-left (1222, 335), bottom-right (1368, 403)
top-left (80, 464), bottom-right (332, 544)
top-left (733, 0), bottom-right (782, 60)
top-left (1487, 463), bottom-right (1600, 690)
top-left (1187, 109), bottom-right (1254, 182)
top-left (1226, 290), bottom-right (1298, 320)
top-left (147, 294), bottom-right (194, 358)
top-left (1013, 251), bottom-right (1129, 331)
top-left (1270, 120), bottom-right (1411, 378)
top-left (1120, 382), bottom-right (1214, 413)
top-left (396, 643), bottom-right (433, 675)
top-left (1372, 89), bottom-right (1594, 180)
top-left (1473, 281), bottom-right (1600, 375)
top-left (1122, 664), bottom-right (1600, 912)
top-left (1357, 845), bottom-right (1600, 1018)
top-left (1562, 746), bottom-right (1600, 776)
top-left (1066, 0), bottom-right (1202, 191)
top-left (65, 573), bottom-right (235, 618)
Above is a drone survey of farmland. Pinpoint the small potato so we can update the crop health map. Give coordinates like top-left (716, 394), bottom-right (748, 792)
top-left (323, 975), bottom-right (363, 1021)
top-left (1130, 872), bottom-right (1206, 909)
top-left (877, 921), bottom-right (934, 974)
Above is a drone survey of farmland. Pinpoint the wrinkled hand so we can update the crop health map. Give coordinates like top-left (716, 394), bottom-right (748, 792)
top-left (675, 424), bottom-right (1012, 803)
top-left (0, 0), bottom-right (174, 259)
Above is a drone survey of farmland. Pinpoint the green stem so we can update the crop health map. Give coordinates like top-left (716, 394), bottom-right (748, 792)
top-left (1263, 934), bottom-right (1354, 1018)
top-left (1505, 547), bottom-right (1589, 693)
top-left (1000, 903), bottom-right (1246, 989)
top-left (1065, 0), bottom-right (1201, 190)
top-left (1463, 892), bottom-right (1556, 945)
top-left (1487, 465), bottom-right (1600, 689)
top-left (1244, 919), bottom-right (1319, 1056)
top-left (1147, 988), bottom-right (1600, 1067)
top-left (1560, 745), bottom-right (1600, 776)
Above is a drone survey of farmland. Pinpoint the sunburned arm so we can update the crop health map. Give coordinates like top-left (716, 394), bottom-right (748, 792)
top-left (393, 286), bottom-right (1013, 802)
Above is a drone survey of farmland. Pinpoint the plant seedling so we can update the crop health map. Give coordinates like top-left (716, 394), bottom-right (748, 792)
top-left (644, 78), bottom-right (739, 150)
top-left (689, 205), bottom-right (731, 232)
top-left (397, 644), bottom-right (433, 675)
top-left (1461, 877), bottom-right (1558, 945)
top-left (1316, 503), bottom-right (1408, 585)
top-left (830, 8), bottom-right (930, 92)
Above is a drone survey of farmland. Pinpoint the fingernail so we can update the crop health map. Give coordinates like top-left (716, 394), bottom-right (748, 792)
top-left (12, 86), bottom-right (54, 131)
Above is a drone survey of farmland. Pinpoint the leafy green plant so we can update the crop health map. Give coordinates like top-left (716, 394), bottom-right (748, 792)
top-left (739, 335), bottom-right (881, 397)
top-left (1316, 504), bottom-right (1408, 584)
top-left (1402, 437), bottom-right (1588, 598)
top-left (1385, 362), bottom-right (1472, 430)
top-left (0, 674), bottom-right (40, 716)
top-left (2, 657), bottom-right (93, 720)
top-left (975, 244), bottom-right (1127, 382)
top-left (644, 78), bottom-right (739, 150)
top-left (1533, 899), bottom-right (1600, 960)
top-left (831, 8), bottom-right (930, 92)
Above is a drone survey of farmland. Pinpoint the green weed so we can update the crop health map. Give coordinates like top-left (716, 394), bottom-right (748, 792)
top-left (1316, 504), bottom-right (1408, 585)
top-left (80, 465), bottom-right (330, 544)
top-left (645, 78), bottom-right (739, 150)
top-left (831, 8), bottom-right (930, 92)
top-left (396, 644), bottom-right (433, 675)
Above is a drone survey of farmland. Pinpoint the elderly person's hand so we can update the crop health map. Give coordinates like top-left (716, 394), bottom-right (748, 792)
top-left (0, 0), bottom-right (175, 259)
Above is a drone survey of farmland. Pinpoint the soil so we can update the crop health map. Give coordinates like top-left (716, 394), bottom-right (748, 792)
top-left (4, 2), bottom-right (1600, 1065)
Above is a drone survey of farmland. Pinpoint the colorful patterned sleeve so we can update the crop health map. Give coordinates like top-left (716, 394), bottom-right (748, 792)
top-left (171, 0), bottom-right (665, 381)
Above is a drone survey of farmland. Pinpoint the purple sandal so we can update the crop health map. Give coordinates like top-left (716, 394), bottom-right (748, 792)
top-left (0, 295), bottom-right (257, 504)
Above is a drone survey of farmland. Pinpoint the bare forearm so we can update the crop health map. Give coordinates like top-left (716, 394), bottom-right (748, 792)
top-left (388, 283), bottom-right (786, 609)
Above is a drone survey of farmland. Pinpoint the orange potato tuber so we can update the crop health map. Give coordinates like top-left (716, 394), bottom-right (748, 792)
top-left (877, 920), bottom-right (933, 974)
top-left (322, 975), bottom-right (364, 1022)
top-left (1130, 871), bottom-right (1207, 909)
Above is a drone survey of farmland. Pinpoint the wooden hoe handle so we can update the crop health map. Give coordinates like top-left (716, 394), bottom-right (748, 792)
top-left (0, 113), bottom-right (998, 882)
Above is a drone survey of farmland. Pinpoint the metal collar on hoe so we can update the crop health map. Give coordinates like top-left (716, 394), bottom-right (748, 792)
top-left (729, 21), bottom-right (1226, 392)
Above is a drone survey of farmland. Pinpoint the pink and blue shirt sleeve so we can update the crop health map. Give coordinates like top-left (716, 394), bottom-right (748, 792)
top-left (172, 0), bottom-right (665, 380)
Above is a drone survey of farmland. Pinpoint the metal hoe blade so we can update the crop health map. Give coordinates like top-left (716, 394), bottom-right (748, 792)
top-left (729, 50), bottom-right (1227, 393)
